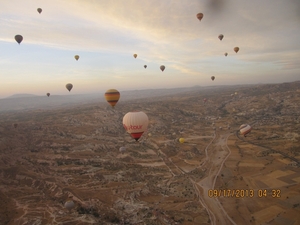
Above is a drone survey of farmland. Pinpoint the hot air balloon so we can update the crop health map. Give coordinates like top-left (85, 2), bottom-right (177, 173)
top-left (225, 52), bottom-right (228, 57)
top-left (105, 89), bottom-right (120, 108)
top-left (179, 138), bottom-right (185, 143)
top-left (203, 98), bottom-right (207, 104)
top-left (235, 92), bottom-right (238, 95)
top-left (218, 34), bottom-right (224, 41)
top-left (211, 76), bottom-right (215, 81)
top-left (144, 65), bottom-right (147, 69)
top-left (240, 124), bottom-right (252, 137)
top-left (74, 55), bottom-right (79, 61)
top-left (160, 65), bottom-right (165, 72)
top-left (133, 54), bottom-right (137, 58)
top-left (47, 93), bottom-right (50, 97)
top-left (234, 47), bottom-right (239, 53)
top-left (37, 8), bottom-right (42, 14)
top-left (13, 123), bottom-right (18, 129)
top-left (66, 83), bottom-right (73, 92)
top-left (64, 198), bottom-right (75, 212)
top-left (119, 146), bottom-right (126, 154)
top-left (196, 13), bottom-right (203, 21)
top-left (15, 35), bottom-right (23, 44)
top-left (123, 111), bottom-right (149, 141)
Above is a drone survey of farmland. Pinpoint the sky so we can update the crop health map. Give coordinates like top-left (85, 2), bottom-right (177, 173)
top-left (0, 0), bottom-right (300, 98)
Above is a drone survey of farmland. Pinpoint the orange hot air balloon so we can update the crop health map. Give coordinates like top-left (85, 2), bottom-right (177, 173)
top-left (224, 52), bottom-right (228, 56)
top-left (123, 111), bottom-right (149, 141)
top-left (144, 65), bottom-right (147, 69)
top-left (47, 93), bottom-right (50, 97)
top-left (37, 8), bottom-right (42, 14)
top-left (160, 65), bottom-right (165, 72)
top-left (234, 47), bottom-right (239, 53)
top-left (211, 76), bottom-right (215, 81)
top-left (240, 124), bottom-right (252, 137)
top-left (133, 54), bottom-right (137, 58)
top-left (15, 35), bottom-right (23, 44)
top-left (66, 83), bottom-right (73, 92)
top-left (196, 13), bottom-right (203, 21)
top-left (104, 89), bottom-right (120, 108)
top-left (74, 55), bottom-right (79, 61)
top-left (218, 34), bottom-right (224, 41)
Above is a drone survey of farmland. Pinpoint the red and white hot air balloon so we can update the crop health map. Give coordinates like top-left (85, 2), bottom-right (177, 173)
top-left (123, 111), bottom-right (149, 141)
top-left (239, 124), bottom-right (252, 137)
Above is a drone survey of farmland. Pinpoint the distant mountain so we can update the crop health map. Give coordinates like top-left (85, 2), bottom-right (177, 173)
top-left (6, 94), bottom-right (39, 99)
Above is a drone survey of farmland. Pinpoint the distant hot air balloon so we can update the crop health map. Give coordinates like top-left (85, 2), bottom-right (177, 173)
top-left (235, 92), bottom-right (238, 95)
top-left (47, 93), bottom-right (50, 97)
top-left (224, 52), bottom-right (228, 57)
top-left (119, 146), bottom-right (126, 154)
top-left (160, 65), bottom-right (165, 72)
top-left (203, 98), bottom-right (207, 104)
top-left (179, 138), bottom-right (185, 143)
top-left (66, 83), bottom-right (73, 92)
top-left (64, 198), bottom-right (75, 212)
top-left (211, 76), bottom-right (215, 81)
top-left (144, 65), bottom-right (147, 69)
top-left (240, 124), bottom-right (252, 137)
top-left (15, 35), bottom-right (23, 44)
top-left (37, 8), bottom-right (42, 14)
top-left (13, 123), bottom-right (18, 129)
top-left (133, 54), bottom-right (137, 58)
top-left (105, 89), bottom-right (120, 108)
top-left (74, 55), bottom-right (79, 61)
top-left (218, 34), bottom-right (224, 41)
top-left (196, 13), bottom-right (203, 21)
top-left (123, 111), bottom-right (149, 141)
top-left (234, 47), bottom-right (239, 53)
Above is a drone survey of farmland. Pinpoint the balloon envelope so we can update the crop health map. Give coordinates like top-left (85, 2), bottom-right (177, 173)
top-left (144, 65), bottom-right (147, 69)
top-left (133, 54), bottom-right (137, 58)
top-left (211, 76), bottom-right (215, 81)
top-left (37, 8), bottom-right (42, 14)
top-left (240, 124), bottom-right (252, 136)
top-left (218, 34), bottom-right (224, 41)
top-left (234, 47), bottom-right (239, 53)
top-left (15, 35), bottom-right (23, 44)
top-left (160, 65), bottom-right (165, 72)
top-left (123, 111), bottom-right (149, 141)
top-left (119, 146), bottom-right (126, 153)
top-left (179, 138), bottom-right (185, 143)
top-left (105, 89), bottom-right (120, 107)
top-left (225, 52), bottom-right (228, 56)
top-left (47, 93), bottom-right (50, 97)
top-left (74, 55), bottom-right (79, 60)
top-left (196, 13), bottom-right (203, 21)
top-left (64, 200), bottom-right (75, 211)
top-left (66, 83), bottom-right (73, 92)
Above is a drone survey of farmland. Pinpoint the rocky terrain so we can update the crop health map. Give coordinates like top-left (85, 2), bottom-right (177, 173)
top-left (0, 81), bottom-right (299, 225)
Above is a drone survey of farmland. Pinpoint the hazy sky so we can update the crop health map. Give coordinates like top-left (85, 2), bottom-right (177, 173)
top-left (1, 0), bottom-right (299, 98)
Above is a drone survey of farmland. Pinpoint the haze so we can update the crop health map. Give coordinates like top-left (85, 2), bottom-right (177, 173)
top-left (0, 0), bottom-right (300, 99)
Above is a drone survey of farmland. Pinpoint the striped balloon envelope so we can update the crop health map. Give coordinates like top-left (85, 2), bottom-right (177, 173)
top-left (123, 111), bottom-right (149, 141)
top-left (105, 89), bottom-right (120, 108)
top-left (240, 124), bottom-right (252, 137)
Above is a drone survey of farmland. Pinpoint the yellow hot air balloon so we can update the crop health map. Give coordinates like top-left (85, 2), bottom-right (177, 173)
top-left (47, 93), bottom-right (50, 97)
top-left (37, 8), bottom-right (42, 14)
top-left (66, 83), bottom-right (73, 92)
top-left (74, 55), bottom-right (79, 61)
top-left (160, 65), bottom-right (165, 72)
top-left (133, 54), bottom-right (137, 58)
top-left (196, 13), bottom-right (203, 21)
top-left (211, 76), bottom-right (215, 81)
top-left (123, 111), bottom-right (149, 141)
top-left (234, 47), bottom-right (239, 53)
top-left (224, 52), bottom-right (228, 56)
top-left (240, 124), bottom-right (252, 137)
top-left (15, 35), bottom-right (23, 44)
top-left (218, 34), bottom-right (224, 41)
top-left (179, 138), bottom-right (185, 143)
top-left (105, 89), bottom-right (120, 108)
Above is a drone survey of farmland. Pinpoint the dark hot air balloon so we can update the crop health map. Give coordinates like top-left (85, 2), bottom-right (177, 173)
top-left (218, 34), bottom-right (224, 41)
top-left (15, 35), bottom-right (23, 44)
top-left (211, 76), bottom-right (215, 81)
top-left (196, 13), bottom-right (204, 21)
top-left (66, 83), bottom-right (73, 92)
top-left (160, 65), bottom-right (165, 72)
top-left (47, 93), bottom-right (50, 97)
top-left (37, 8), bottom-right (42, 14)
top-left (234, 47), bottom-right (239, 53)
